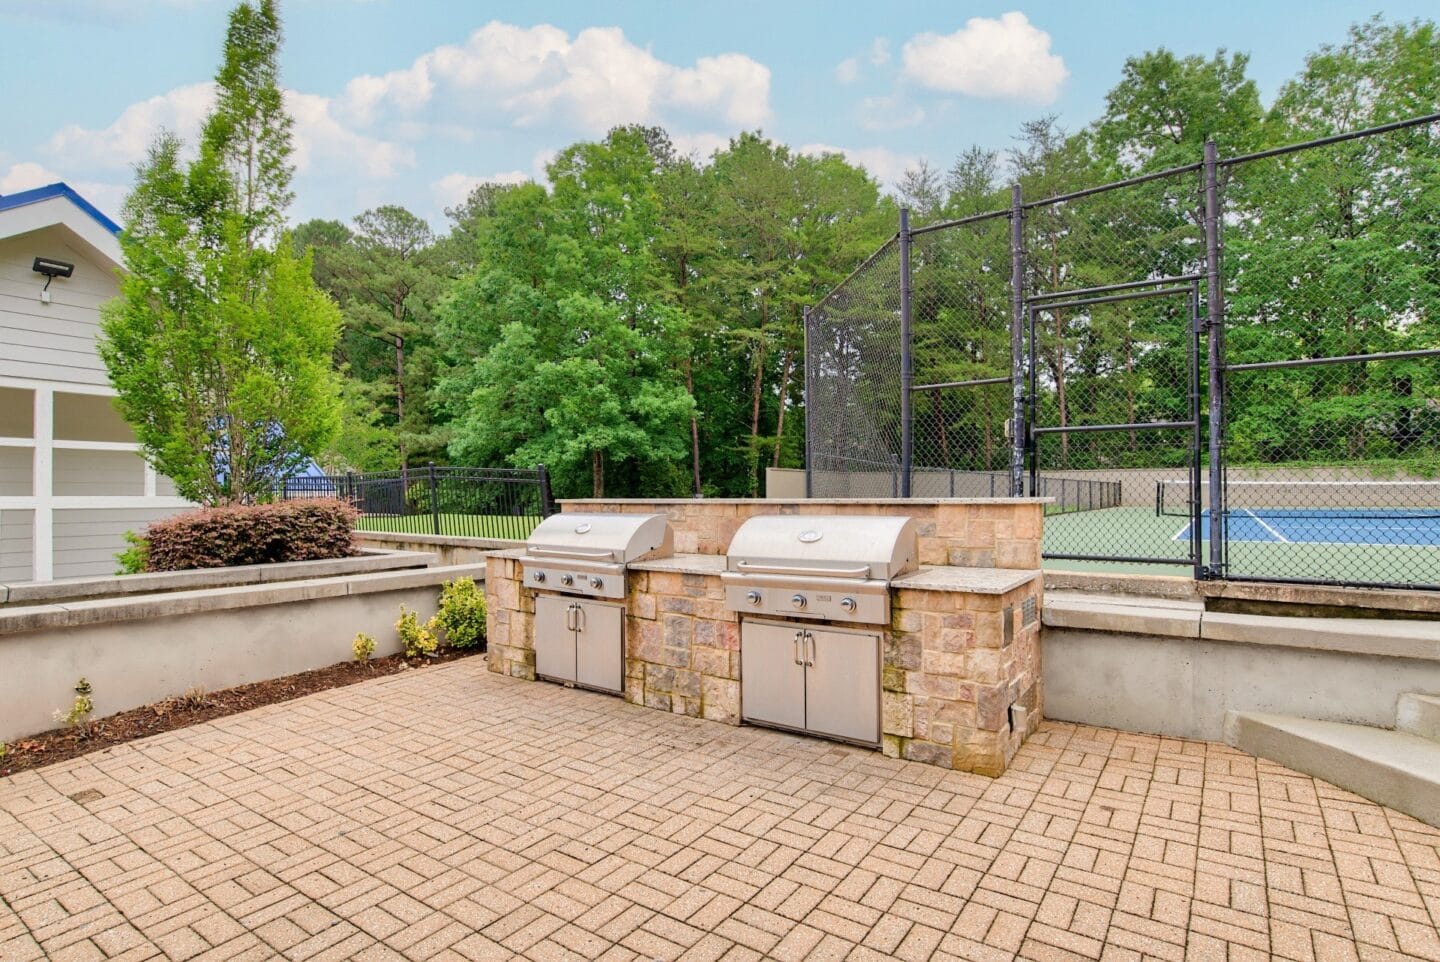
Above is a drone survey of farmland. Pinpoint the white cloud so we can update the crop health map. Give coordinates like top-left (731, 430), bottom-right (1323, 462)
top-left (834, 58), bottom-right (860, 85)
top-left (798, 143), bottom-right (919, 190)
top-left (284, 91), bottom-right (415, 178)
top-left (339, 21), bottom-right (771, 134)
top-left (670, 131), bottom-right (730, 162)
top-left (46, 82), bottom-right (214, 167)
top-left (431, 170), bottom-right (531, 210)
top-left (856, 96), bottom-right (925, 131)
top-left (43, 82), bottom-right (412, 179)
top-left (901, 12), bottom-right (1067, 103)
top-left (869, 38), bottom-right (891, 67)
top-left (0, 161), bottom-right (63, 193)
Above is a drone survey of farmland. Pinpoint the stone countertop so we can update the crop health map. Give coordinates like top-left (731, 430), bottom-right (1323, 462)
top-left (891, 566), bottom-right (1041, 595)
top-left (629, 554), bottom-right (727, 576)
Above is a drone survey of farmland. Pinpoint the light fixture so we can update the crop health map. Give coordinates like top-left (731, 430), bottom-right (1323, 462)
top-left (32, 257), bottom-right (74, 304)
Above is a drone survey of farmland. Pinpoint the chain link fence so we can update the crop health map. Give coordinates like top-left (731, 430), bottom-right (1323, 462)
top-left (806, 113), bottom-right (1440, 589)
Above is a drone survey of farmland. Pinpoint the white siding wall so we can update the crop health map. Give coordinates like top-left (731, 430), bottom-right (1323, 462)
top-left (0, 510), bottom-right (34, 581)
top-left (0, 233), bottom-right (114, 386)
top-left (52, 507), bottom-right (186, 579)
top-left (0, 222), bottom-right (190, 581)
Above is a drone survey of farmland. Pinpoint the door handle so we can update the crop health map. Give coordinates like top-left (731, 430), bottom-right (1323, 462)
top-left (805, 630), bottom-right (816, 666)
top-left (566, 604), bottom-right (577, 631)
top-left (574, 604), bottom-right (585, 633)
top-left (793, 630), bottom-right (804, 666)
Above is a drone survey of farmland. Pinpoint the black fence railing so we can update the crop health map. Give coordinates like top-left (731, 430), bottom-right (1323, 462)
top-left (280, 464), bottom-right (555, 540)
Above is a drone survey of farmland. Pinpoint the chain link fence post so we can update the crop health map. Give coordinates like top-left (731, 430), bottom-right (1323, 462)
top-left (1009, 184), bottom-right (1026, 498)
top-left (1203, 139), bottom-right (1227, 577)
top-left (899, 208), bottom-right (914, 498)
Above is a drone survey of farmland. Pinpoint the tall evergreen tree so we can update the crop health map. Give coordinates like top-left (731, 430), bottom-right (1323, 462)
top-left (100, 0), bottom-right (341, 504)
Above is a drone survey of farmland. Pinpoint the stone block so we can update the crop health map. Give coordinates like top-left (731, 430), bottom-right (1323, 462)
top-left (967, 648), bottom-right (1003, 685)
top-left (693, 646), bottom-right (729, 679)
top-left (661, 595), bottom-right (696, 615)
top-left (882, 665), bottom-right (908, 693)
top-left (644, 690), bottom-right (672, 712)
top-left (976, 684), bottom-right (1010, 732)
top-left (882, 691), bottom-right (914, 738)
top-left (631, 618), bottom-right (663, 662)
top-left (921, 649), bottom-right (966, 677)
top-left (881, 734), bottom-right (904, 759)
top-left (892, 608), bottom-right (922, 632)
top-left (663, 614), bottom-right (694, 646)
top-left (632, 593), bottom-right (657, 620)
top-left (903, 740), bottom-right (953, 767)
top-left (701, 677), bottom-right (739, 725)
top-left (660, 645), bottom-right (690, 668)
top-left (884, 633), bottom-right (922, 671)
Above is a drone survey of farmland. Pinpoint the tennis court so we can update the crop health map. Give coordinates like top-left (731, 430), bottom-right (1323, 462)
top-left (1178, 509), bottom-right (1440, 546)
top-left (1043, 479), bottom-right (1440, 585)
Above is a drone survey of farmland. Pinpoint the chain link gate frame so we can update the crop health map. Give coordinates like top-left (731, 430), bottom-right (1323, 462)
top-left (805, 112), bottom-right (1440, 590)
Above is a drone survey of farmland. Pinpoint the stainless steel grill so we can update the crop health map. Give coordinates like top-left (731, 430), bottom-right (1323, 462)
top-left (525, 512), bottom-right (673, 697)
top-left (524, 512), bottom-right (673, 599)
top-left (722, 514), bottom-right (918, 624)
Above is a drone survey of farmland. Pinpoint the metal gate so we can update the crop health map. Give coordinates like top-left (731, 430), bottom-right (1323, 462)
top-left (805, 112), bottom-right (1440, 590)
top-left (1026, 278), bottom-right (1205, 577)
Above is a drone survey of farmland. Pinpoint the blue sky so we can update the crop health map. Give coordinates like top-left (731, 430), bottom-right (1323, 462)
top-left (0, 0), bottom-right (1430, 229)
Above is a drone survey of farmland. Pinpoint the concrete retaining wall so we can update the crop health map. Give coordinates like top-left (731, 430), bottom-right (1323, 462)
top-left (0, 562), bottom-right (487, 742)
top-left (1041, 596), bottom-right (1440, 740)
top-left (356, 530), bottom-right (520, 566)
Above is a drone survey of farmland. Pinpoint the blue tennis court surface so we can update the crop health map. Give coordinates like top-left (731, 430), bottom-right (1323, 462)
top-left (1177, 509), bottom-right (1440, 546)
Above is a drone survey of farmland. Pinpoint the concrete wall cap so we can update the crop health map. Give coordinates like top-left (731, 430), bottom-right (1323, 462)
top-left (1200, 610), bottom-right (1440, 661)
top-left (0, 563), bottom-right (488, 636)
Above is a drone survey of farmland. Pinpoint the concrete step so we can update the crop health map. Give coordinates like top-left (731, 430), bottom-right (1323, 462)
top-left (1397, 693), bottom-right (1440, 742)
top-left (1224, 711), bottom-right (1440, 829)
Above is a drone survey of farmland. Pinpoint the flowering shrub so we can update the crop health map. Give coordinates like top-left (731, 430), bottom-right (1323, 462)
top-left (353, 632), bottom-right (376, 662)
top-left (144, 499), bottom-right (358, 571)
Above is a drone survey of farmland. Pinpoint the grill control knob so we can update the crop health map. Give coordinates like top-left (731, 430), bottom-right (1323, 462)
top-left (559, 573), bottom-right (574, 586)
top-left (840, 596), bottom-right (857, 613)
top-left (588, 576), bottom-right (604, 589)
top-left (790, 593), bottom-right (808, 610)
top-left (745, 590), bottom-right (762, 606)
top-left (533, 571), bottom-right (546, 584)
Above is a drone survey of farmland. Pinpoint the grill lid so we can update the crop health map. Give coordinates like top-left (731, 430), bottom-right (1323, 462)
top-left (526, 512), bottom-right (673, 564)
top-left (725, 515), bottom-right (918, 581)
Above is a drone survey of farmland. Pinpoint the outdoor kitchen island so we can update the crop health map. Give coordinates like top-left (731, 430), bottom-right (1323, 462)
top-left (485, 498), bottom-right (1045, 777)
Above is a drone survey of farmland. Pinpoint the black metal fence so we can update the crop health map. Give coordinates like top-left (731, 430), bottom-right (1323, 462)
top-left (807, 113), bottom-right (1440, 590)
top-left (280, 464), bottom-right (555, 540)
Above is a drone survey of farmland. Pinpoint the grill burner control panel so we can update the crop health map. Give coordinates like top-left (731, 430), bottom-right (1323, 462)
top-left (723, 580), bottom-right (888, 624)
top-left (525, 564), bottom-right (622, 599)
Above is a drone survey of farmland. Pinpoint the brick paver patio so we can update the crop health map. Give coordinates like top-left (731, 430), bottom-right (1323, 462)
top-left (2, 660), bottom-right (1438, 962)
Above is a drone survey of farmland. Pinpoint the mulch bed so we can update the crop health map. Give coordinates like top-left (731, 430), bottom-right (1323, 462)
top-left (0, 650), bottom-right (481, 778)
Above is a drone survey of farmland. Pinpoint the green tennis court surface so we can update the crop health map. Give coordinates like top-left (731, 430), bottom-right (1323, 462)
top-left (1043, 506), bottom-right (1440, 584)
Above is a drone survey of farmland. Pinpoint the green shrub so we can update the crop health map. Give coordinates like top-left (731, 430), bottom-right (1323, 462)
top-left (432, 577), bottom-right (487, 650)
top-left (396, 605), bottom-right (438, 658)
top-left (353, 632), bottom-right (376, 663)
top-left (55, 678), bottom-right (95, 737)
top-left (144, 499), bottom-right (358, 572)
top-left (115, 530), bottom-right (150, 575)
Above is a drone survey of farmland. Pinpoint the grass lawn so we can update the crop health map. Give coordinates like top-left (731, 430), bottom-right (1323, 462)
top-left (356, 513), bottom-right (541, 540)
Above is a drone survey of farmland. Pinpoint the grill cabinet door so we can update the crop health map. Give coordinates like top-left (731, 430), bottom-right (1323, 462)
top-left (574, 600), bottom-right (624, 694)
top-left (741, 621), bottom-right (807, 732)
top-left (803, 626), bottom-right (880, 746)
top-left (534, 595), bottom-right (577, 683)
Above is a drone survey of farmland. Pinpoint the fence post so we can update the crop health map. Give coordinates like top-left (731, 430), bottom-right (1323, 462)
top-left (1009, 183), bottom-right (1026, 498)
top-left (345, 470), bottom-right (355, 506)
top-left (898, 208), bottom-right (914, 498)
top-left (1203, 140), bottom-right (1226, 577)
top-left (536, 464), bottom-right (555, 517)
top-left (427, 461), bottom-right (440, 536)
top-left (803, 306), bottom-right (813, 499)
